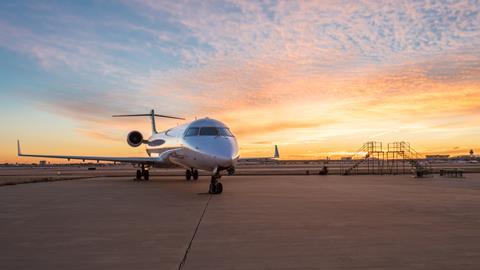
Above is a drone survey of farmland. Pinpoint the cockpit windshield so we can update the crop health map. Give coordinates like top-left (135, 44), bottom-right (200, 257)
top-left (184, 127), bottom-right (234, 137)
top-left (199, 127), bottom-right (218, 136)
top-left (184, 127), bottom-right (199, 137)
top-left (218, 128), bottom-right (234, 137)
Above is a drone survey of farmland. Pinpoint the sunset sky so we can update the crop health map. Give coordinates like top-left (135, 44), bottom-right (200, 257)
top-left (1, 0), bottom-right (479, 163)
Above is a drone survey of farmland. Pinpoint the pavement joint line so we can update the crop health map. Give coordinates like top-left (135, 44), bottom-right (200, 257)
top-left (178, 193), bottom-right (212, 270)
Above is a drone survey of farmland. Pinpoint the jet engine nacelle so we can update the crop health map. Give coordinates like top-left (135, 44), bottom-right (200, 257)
top-left (127, 130), bottom-right (144, 147)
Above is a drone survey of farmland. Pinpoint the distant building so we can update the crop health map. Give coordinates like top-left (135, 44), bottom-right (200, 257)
top-left (39, 160), bottom-right (46, 166)
top-left (425, 155), bottom-right (450, 160)
top-left (453, 154), bottom-right (478, 161)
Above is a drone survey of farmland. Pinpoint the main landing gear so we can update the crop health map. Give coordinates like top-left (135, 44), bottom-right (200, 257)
top-left (209, 174), bottom-right (223, 194)
top-left (185, 168), bottom-right (199, 181)
top-left (135, 165), bottom-right (149, 181)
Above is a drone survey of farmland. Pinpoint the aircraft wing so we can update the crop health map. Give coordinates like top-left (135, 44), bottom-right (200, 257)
top-left (17, 140), bottom-right (167, 165)
top-left (239, 145), bottom-right (279, 161)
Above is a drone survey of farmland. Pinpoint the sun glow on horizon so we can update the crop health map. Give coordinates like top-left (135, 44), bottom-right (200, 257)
top-left (1, 1), bottom-right (479, 163)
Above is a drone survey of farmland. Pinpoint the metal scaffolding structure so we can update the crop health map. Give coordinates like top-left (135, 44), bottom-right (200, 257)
top-left (341, 141), bottom-right (384, 175)
top-left (341, 141), bottom-right (431, 176)
top-left (386, 142), bottom-right (408, 174)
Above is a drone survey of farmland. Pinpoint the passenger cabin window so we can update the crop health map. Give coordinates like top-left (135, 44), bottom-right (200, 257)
top-left (199, 127), bottom-right (219, 136)
top-left (184, 127), bottom-right (199, 137)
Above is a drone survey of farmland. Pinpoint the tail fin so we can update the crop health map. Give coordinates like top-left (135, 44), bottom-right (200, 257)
top-left (274, 145), bottom-right (280, 159)
top-left (112, 109), bottom-right (185, 134)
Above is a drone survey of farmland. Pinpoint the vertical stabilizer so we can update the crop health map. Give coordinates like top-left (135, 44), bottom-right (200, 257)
top-left (274, 145), bottom-right (280, 159)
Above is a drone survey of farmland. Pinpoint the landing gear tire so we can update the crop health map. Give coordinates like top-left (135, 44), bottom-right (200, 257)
top-left (208, 176), bottom-right (223, 194)
top-left (209, 182), bottom-right (223, 194)
top-left (216, 182), bottom-right (223, 193)
top-left (186, 169), bottom-right (192, 181)
top-left (192, 169), bottom-right (199, 180)
top-left (136, 170), bottom-right (142, 180)
top-left (143, 170), bottom-right (150, 181)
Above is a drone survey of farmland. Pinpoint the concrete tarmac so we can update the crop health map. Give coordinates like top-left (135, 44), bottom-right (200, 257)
top-left (1, 174), bottom-right (480, 269)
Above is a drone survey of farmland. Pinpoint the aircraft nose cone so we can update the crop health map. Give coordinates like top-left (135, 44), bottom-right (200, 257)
top-left (216, 148), bottom-right (235, 163)
top-left (214, 141), bottom-right (238, 167)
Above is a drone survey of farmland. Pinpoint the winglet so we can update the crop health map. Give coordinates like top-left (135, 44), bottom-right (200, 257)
top-left (150, 109), bottom-right (157, 134)
top-left (17, 140), bottom-right (22, 156)
top-left (274, 145), bottom-right (280, 159)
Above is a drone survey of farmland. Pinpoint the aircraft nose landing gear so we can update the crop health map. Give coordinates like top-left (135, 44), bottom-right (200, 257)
top-left (209, 168), bottom-right (223, 194)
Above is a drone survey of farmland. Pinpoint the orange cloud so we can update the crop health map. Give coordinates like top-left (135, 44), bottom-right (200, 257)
top-left (2, 1), bottom-right (479, 162)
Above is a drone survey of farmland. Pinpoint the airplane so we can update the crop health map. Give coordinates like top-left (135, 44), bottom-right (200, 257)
top-left (17, 109), bottom-right (279, 194)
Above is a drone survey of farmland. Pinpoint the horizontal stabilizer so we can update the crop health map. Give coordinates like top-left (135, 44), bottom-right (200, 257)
top-left (112, 113), bottom-right (184, 120)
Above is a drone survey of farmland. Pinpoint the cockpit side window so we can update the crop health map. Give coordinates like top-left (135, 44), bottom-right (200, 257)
top-left (184, 127), bottom-right (200, 137)
top-left (218, 128), bottom-right (234, 137)
top-left (199, 127), bottom-right (219, 136)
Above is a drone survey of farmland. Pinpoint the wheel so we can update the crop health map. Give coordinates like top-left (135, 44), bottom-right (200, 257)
top-left (186, 169), bottom-right (192, 181)
top-left (209, 175), bottom-right (223, 194)
top-left (216, 182), bottom-right (223, 194)
top-left (136, 170), bottom-right (142, 180)
top-left (209, 183), bottom-right (216, 194)
top-left (192, 169), bottom-right (199, 180)
top-left (208, 180), bottom-right (223, 194)
top-left (143, 170), bottom-right (149, 181)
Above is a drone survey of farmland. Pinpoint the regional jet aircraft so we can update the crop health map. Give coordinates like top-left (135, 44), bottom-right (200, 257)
top-left (17, 110), bottom-right (279, 194)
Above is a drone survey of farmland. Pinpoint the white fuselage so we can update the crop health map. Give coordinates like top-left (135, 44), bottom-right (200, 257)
top-left (145, 118), bottom-right (239, 172)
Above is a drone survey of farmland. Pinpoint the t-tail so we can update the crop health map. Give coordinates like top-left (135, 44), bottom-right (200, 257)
top-left (274, 145), bottom-right (280, 159)
top-left (112, 109), bottom-right (185, 135)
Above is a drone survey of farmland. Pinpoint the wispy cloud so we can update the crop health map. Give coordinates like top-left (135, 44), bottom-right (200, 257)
top-left (75, 128), bottom-right (120, 142)
top-left (0, 0), bottom-right (479, 161)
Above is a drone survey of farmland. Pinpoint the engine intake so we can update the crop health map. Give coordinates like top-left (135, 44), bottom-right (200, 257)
top-left (127, 130), bottom-right (144, 147)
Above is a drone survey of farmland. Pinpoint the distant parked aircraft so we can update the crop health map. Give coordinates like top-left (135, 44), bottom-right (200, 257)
top-left (17, 110), bottom-right (279, 194)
